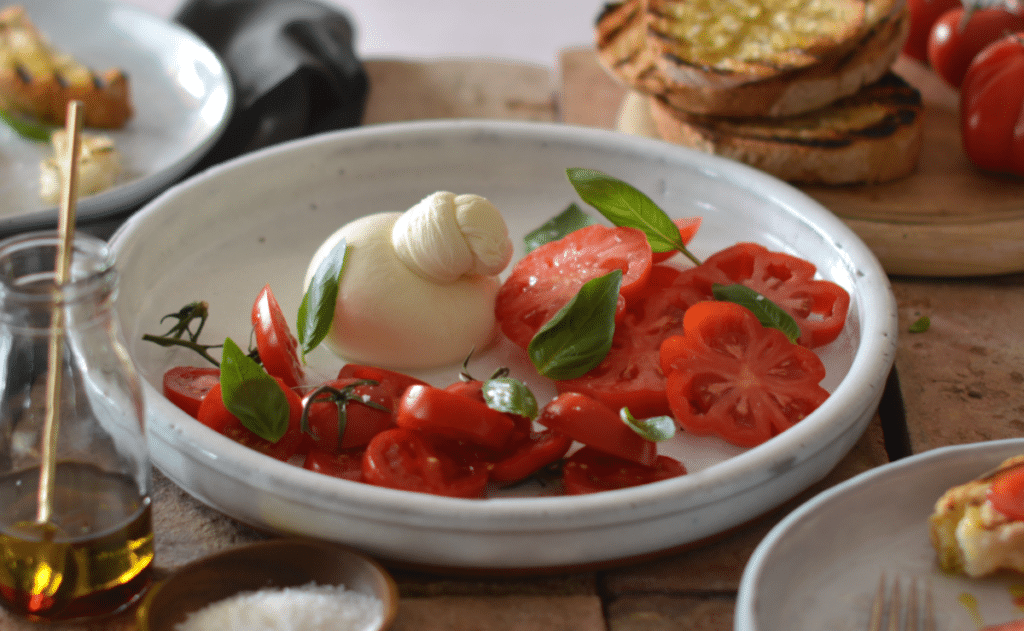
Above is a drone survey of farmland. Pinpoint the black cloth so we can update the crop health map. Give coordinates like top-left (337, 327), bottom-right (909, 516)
top-left (175, 0), bottom-right (370, 174)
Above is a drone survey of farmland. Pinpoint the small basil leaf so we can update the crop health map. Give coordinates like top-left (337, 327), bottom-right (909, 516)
top-left (528, 269), bottom-right (621, 380)
top-left (909, 316), bottom-right (930, 333)
top-left (482, 376), bottom-right (539, 420)
top-left (620, 407), bottom-right (676, 442)
top-left (0, 109), bottom-right (52, 142)
top-left (523, 203), bottom-right (594, 251)
top-left (220, 337), bottom-right (290, 442)
top-left (566, 167), bottom-right (700, 265)
top-left (297, 237), bottom-right (348, 358)
top-left (712, 283), bottom-right (801, 344)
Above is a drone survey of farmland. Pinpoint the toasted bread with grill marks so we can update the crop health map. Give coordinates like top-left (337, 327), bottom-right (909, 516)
top-left (596, 0), bottom-right (909, 118)
top-left (647, 71), bottom-right (923, 185)
top-left (0, 5), bottom-right (132, 128)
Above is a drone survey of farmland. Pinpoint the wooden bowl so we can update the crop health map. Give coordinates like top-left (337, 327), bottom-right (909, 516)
top-left (136, 538), bottom-right (398, 631)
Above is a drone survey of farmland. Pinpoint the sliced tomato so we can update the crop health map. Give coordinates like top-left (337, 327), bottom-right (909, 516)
top-left (660, 301), bottom-right (829, 448)
top-left (336, 364), bottom-right (429, 398)
top-left (197, 379), bottom-right (306, 461)
top-left (395, 384), bottom-right (516, 450)
top-left (495, 224), bottom-right (652, 348)
top-left (688, 242), bottom-right (850, 348)
top-left (987, 463), bottom-right (1024, 521)
top-left (302, 378), bottom-right (396, 451)
top-left (362, 428), bottom-right (489, 498)
top-left (650, 216), bottom-right (702, 264)
top-left (562, 447), bottom-right (686, 495)
top-left (252, 284), bottom-right (304, 388)
top-left (303, 446), bottom-right (365, 482)
top-left (536, 392), bottom-right (657, 466)
top-left (163, 366), bottom-right (220, 418)
top-left (489, 429), bottom-right (573, 484)
top-left (554, 265), bottom-right (707, 418)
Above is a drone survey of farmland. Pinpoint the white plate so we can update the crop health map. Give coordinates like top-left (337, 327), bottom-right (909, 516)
top-left (0, 0), bottom-right (232, 234)
top-left (737, 438), bottom-right (1024, 631)
top-left (109, 119), bottom-right (897, 570)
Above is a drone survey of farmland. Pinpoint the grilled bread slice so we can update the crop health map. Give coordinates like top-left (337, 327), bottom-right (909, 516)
top-left (646, 71), bottom-right (923, 185)
top-left (930, 455), bottom-right (1024, 578)
top-left (0, 5), bottom-right (132, 128)
top-left (596, 0), bottom-right (909, 118)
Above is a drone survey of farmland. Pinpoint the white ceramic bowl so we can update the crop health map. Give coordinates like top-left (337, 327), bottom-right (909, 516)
top-left (736, 438), bottom-right (1024, 631)
top-left (109, 119), bottom-right (897, 571)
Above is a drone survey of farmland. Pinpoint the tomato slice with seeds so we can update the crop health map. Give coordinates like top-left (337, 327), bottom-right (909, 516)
top-left (252, 284), bottom-right (304, 388)
top-left (660, 301), bottom-right (829, 448)
top-left (163, 366), bottom-right (220, 418)
top-left (495, 224), bottom-right (653, 348)
top-left (197, 379), bottom-right (307, 461)
top-left (562, 447), bottom-right (686, 495)
top-left (303, 446), bottom-right (365, 482)
top-left (555, 265), bottom-right (707, 418)
top-left (687, 242), bottom-right (850, 348)
top-left (537, 392), bottom-right (657, 466)
top-left (362, 428), bottom-right (489, 498)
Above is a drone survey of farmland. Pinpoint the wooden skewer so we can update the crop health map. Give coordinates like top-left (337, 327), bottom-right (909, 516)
top-left (36, 100), bottom-right (83, 525)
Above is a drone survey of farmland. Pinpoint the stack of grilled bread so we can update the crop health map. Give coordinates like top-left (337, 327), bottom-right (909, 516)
top-left (595, 0), bottom-right (923, 185)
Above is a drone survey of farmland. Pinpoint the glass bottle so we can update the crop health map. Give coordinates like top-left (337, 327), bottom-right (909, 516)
top-left (0, 231), bottom-right (153, 622)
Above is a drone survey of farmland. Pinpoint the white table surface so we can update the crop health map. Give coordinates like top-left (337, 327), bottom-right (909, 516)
top-left (120, 0), bottom-right (603, 69)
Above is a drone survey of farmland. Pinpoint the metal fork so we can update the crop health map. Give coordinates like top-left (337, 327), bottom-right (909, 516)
top-left (868, 574), bottom-right (936, 631)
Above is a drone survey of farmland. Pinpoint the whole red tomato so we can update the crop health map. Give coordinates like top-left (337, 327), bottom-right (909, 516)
top-left (904, 0), bottom-right (962, 62)
top-left (927, 6), bottom-right (1024, 87)
top-left (960, 32), bottom-right (1024, 176)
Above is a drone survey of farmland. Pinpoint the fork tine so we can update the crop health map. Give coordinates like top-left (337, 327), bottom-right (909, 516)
top-left (869, 574), bottom-right (886, 631)
top-left (922, 581), bottom-right (935, 631)
top-left (868, 575), bottom-right (935, 631)
top-left (888, 579), bottom-right (902, 631)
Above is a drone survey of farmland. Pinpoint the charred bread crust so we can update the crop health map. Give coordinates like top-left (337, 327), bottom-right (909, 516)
top-left (648, 71), bottom-right (923, 185)
top-left (596, 0), bottom-right (909, 118)
top-left (0, 5), bottom-right (133, 128)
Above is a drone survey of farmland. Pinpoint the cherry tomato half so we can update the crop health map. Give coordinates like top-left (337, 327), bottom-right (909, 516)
top-left (362, 428), bottom-right (489, 498)
top-left (396, 384), bottom-right (516, 451)
top-left (251, 284), bottom-right (304, 389)
top-left (537, 392), bottom-right (657, 466)
top-left (927, 7), bottom-right (1024, 87)
top-left (303, 446), bottom-right (365, 482)
top-left (562, 447), bottom-right (686, 495)
top-left (495, 224), bottom-right (652, 348)
top-left (960, 32), bottom-right (1024, 176)
top-left (197, 379), bottom-right (306, 461)
top-left (489, 428), bottom-right (573, 485)
top-left (660, 301), bottom-right (829, 448)
top-left (163, 365), bottom-right (220, 418)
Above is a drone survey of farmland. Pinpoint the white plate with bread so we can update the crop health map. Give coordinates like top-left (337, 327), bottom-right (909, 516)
top-left (109, 119), bottom-right (897, 570)
top-left (0, 0), bottom-right (231, 234)
top-left (737, 438), bottom-right (1024, 631)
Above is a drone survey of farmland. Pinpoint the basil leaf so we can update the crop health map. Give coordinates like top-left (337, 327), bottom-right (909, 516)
top-left (566, 167), bottom-right (700, 265)
top-left (528, 269), bottom-right (621, 380)
top-left (620, 408), bottom-right (676, 442)
top-left (712, 283), bottom-right (801, 344)
top-left (482, 376), bottom-right (539, 420)
top-left (909, 316), bottom-right (930, 333)
top-left (219, 337), bottom-right (291, 442)
top-left (297, 237), bottom-right (348, 358)
top-left (0, 109), bottom-right (52, 142)
top-left (523, 203), bottom-right (594, 251)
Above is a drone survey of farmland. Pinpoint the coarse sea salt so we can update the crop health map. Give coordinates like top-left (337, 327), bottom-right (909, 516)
top-left (174, 582), bottom-right (383, 631)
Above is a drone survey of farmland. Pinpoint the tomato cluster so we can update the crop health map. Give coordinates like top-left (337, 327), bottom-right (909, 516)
top-left (162, 285), bottom-right (686, 498)
top-left (906, 0), bottom-right (1024, 176)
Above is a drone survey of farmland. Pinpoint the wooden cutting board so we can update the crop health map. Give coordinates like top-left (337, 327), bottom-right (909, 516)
top-left (558, 48), bottom-right (1024, 277)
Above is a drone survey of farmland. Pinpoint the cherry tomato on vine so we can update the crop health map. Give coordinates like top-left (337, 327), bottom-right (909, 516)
top-left (960, 32), bottom-right (1024, 176)
top-left (687, 242), bottom-right (850, 348)
top-left (927, 7), bottom-right (1024, 87)
top-left (251, 284), bottom-right (304, 388)
top-left (988, 463), bottom-right (1024, 521)
top-left (362, 428), bottom-right (489, 498)
top-left (537, 392), bottom-right (657, 466)
top-left (163, 366), bottom-right (220, 418)
top-left (197, 379), bottom-right (306, 461)
top-left (562, 447), bottom-right (686, 495)
top-left (660, 301), bottom-right (829, 448)
top-left (904, 0), bottom-right (962, 62)
top-left (302, 378), bottom-right (396, 451)
top-left (495, 224), bottom-right (652, 348)
top-left (395, 384), bottom-right (516, 450)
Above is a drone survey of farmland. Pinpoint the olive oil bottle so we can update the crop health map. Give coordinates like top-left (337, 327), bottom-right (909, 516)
top-left (0, 232), bottom-right (154, 622)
